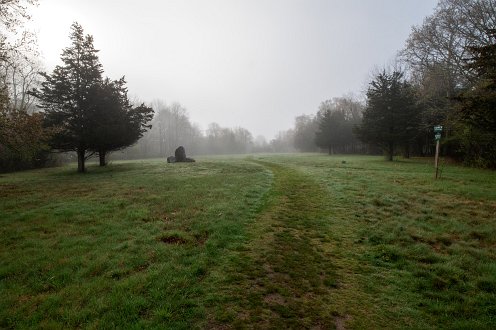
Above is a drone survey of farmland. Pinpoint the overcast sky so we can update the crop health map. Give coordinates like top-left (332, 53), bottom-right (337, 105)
top-left (29, 0), bottom-right (438, 139)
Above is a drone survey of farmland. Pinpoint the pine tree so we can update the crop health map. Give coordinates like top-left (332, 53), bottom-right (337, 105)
top-left (33, 22), bottom-right (103, 172)
top-left (355, 70), bottom-right (419, 160)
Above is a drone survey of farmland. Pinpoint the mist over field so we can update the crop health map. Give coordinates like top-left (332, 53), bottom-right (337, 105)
top-left (28, 0), bottom-right (437, 140)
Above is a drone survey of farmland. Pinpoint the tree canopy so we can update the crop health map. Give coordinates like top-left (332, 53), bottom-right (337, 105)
top-left (454, 31), bottom-right (496, 168)
top-left (86, 77), bottom-right (153, 166)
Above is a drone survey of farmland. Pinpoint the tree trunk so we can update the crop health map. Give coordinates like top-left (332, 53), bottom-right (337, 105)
top-left (77, 149), bottom-right (86, 173)
top-left (404, 144), bottom-right (411, 159)
top-left (388, 143), bottom-right (394, 161)
top-left (99, 151), bottom-right (106, 166)
top-left (328, 145), bottom-right (333, 155)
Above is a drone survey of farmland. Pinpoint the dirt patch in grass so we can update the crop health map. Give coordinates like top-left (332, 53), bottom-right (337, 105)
top-left (335, 314), bottom-right (351, 330)
top-left (264, 293), bottom-right (286, 305)
top-left (159, 234), bottom-right (189, 245)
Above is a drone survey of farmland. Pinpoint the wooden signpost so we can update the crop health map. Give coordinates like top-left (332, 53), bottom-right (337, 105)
top-left (434, 125), bottom-right (443, 179)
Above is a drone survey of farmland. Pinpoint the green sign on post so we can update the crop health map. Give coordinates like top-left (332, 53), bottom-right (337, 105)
top-left (434, 125), bottom-right (443, 179)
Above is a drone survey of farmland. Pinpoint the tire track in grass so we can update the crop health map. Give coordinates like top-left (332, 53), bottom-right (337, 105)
top-left (209, 160), bottom-right (344, 328)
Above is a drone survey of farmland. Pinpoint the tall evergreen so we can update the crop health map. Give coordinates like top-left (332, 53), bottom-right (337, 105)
top-left (33, 22), bottom-right (103, 172)
top-left (355, 70), bottom-right (419, 160)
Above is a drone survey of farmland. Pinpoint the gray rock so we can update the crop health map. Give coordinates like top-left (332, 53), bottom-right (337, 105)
top-left (168, 146), bottom-right (195, 163)
top-left (175, 146), bottom-right (187, 162)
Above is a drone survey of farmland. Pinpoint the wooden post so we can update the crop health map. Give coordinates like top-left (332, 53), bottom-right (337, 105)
top-left (434, 139), bottom-right (440, 179)
top-left (433, 125), bottom-right (443, 180)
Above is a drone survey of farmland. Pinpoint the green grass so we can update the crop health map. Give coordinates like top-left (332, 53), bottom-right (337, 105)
top-left (1, 155), bottom-right (495, 328)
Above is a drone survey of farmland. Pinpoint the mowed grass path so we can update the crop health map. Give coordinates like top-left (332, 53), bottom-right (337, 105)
top-left (206, 160), bottom-right (340, 328)
top-left (1, 155), bottom-right (495, 328)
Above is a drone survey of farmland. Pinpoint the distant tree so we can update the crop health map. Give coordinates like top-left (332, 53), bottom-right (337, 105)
top-left (293, 114), bottom-right (318, 152)
top-left (355, 70), bottom-right (419, 160)
top-left (134, 101), bottom-right (201, 159)
top-left (205, 123), bottom-right (253, 154)
top-left (232, 127), bottom-right (253, 153)
top-left (32, 22), bottom-right (103, 172)
top-left (253, 135), bottom-right (270, 153)
top-left (86, 78), bottom-right (154, 166)
top-left (314, 97), bottom-right (363, 154)
top-left (270, 129), bottom-right (295, 153)
top-left (315, 107), bottom-right (346, 154)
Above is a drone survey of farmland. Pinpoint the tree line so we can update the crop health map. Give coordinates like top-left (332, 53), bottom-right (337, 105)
top-left (118, 103), bottom-right (259, 160)
top-left (288, 0), bottom-right (495, 168)
top-left (1, 0), bottom-right (495, 172)
top-left (117, 102), bottom-right (297, 160)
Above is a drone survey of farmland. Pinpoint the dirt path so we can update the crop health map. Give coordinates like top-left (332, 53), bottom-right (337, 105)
top-left (209, 160), bottom-right (347, 328)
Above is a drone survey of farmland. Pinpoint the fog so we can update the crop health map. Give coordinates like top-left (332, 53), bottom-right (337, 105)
top-left (29, 0), bottom-right (437, 140)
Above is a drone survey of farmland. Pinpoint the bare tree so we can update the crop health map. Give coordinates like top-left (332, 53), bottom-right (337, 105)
top-left (1, 51), bottom-right (42, 112)
top-left (402, 0), bottom-right (495, 96)
top-left (400, 0), bottom-right (496, 156)
top-left (0, 0), bottom-right (39, 63)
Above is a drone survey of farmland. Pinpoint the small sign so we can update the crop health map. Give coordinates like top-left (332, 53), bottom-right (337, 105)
top-left (434, 125), bottom-right (443, 133)
top-left (435, 133), bottom-right (441, 141)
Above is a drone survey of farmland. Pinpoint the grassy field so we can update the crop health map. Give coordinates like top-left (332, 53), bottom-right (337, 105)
top-left (1, 154), bottom-right (495, 329)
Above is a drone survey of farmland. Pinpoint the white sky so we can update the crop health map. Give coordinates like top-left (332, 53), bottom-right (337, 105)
top-left (29, 0), bottom-right (437, 139)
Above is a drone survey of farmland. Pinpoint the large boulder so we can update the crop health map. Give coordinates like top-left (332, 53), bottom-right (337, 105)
top-left (168, 146), bottom-right (195, 163)
top-left (175, 146), bottom-right (186, 162)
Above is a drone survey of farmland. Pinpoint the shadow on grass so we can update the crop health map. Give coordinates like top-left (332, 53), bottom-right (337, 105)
top-left (49, 162), bottom-right (154, 177)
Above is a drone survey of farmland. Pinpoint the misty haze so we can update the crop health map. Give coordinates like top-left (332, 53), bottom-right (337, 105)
top-left (1, 0), bottom-right (495, 328)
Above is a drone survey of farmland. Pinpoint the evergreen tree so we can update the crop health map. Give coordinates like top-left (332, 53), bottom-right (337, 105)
top-left (355, 70), bottom-right (419, 160)
top-left (86, 78), bottom-right (153, 166)
top-left (32, 22), bottom-right (103, 172)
